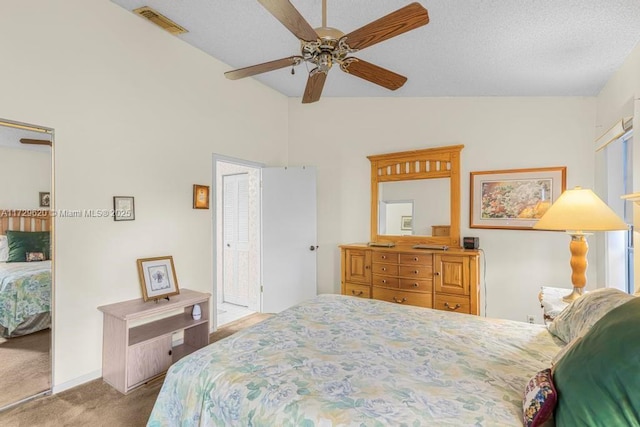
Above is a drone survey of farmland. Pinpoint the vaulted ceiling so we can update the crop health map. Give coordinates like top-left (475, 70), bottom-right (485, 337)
top-left (111, 0), bottom-right (640, 99)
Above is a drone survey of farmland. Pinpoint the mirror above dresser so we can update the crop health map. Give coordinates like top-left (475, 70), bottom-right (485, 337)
top-left (369, 145), bottom-right (462, 247)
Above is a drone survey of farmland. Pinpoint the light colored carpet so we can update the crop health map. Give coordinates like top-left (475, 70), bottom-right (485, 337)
top-left (0, 313), bottom-right (272, 426)
top-left (0, 329), bottom-right (51, 409)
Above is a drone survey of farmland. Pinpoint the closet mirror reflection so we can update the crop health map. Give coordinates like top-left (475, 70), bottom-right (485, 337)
top-left (0, 119), bottom-right (53, 410)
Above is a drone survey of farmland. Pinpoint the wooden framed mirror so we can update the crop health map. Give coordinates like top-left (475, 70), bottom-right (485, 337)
top-left (369, 145), bottom-right (463, 247)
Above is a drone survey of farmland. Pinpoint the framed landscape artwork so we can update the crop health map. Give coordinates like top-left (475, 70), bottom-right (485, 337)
top-left (470, 166), bottom-right (566, 230)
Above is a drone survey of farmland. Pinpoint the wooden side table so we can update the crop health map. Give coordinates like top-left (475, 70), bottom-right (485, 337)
top-left (539, 286), bottom-right (571, 324)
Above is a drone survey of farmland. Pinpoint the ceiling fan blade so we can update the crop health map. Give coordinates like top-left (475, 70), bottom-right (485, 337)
top-left (225, 56), bottom-right (302, 80)
top-left (302, 71), bottom-right (327, 104)
top-left (258, 0), bottom-right (318, 42)
top-left (20, 138), bottom-right (51, 146)
top-left (341, 58), bottom-right (407, 90)
top-left (342, 2), bottom-right (429, 51)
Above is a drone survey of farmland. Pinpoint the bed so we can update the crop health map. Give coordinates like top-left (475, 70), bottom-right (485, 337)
top-left (148, 295), bottom-right (565, 425)
top-left (0, 210), bottom-right (52, 338)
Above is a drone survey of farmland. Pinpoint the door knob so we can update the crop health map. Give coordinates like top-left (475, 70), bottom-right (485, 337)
top-left (226, 243), bottom-right (231, 247)
top-left (309, 245), bottom-right (319, 251)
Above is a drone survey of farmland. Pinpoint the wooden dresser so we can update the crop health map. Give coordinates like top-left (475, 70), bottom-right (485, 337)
top-left (341, 244), bottom-right (480, 315)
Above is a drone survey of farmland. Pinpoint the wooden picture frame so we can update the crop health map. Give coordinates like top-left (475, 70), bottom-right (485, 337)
top-left (137, 256), bottom-right (180, 301)
top-left (113, 196), bottom-right (135, 221)
top-left (470, 166), bottom-right (566, 230)
top-left (193, 184), bottom-right (210, 209)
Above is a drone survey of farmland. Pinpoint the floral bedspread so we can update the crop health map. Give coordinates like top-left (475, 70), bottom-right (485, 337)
top-left (0, 261), bottom-right (51, 336)
top-left (148, 294), bottom-right (563, 426)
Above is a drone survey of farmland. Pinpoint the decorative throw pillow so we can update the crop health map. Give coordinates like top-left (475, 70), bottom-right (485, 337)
top-left (522, 368), bottom-right (557, 427)
top-left (6, 230), bottom-right (50, 262)
top-left (0, 235), bottom-right (8, 262)
top-left (25, 251), bottom-right (45, 262)
top-left (547, 288), bottom-right (633, 343)
top-left (553, 297), bottom-right (640, 426)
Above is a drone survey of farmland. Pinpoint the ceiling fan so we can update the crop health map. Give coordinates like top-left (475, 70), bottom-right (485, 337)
top-left (225, 0), bottom-right (430, 103)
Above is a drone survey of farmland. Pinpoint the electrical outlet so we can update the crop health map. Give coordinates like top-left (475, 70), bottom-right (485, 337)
top-left (527, 315), bottom-right (535, 324)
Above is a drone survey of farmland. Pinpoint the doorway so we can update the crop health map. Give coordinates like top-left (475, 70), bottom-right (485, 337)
top-left (213, 156), bottom-right (262, 328)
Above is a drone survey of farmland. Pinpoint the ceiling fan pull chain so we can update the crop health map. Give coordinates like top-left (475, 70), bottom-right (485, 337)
top-left (322, 0), bottom-right (327, 28)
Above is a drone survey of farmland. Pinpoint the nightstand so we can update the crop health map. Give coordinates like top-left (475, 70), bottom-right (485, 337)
top-left (539, 286), bottom-right (571, 324)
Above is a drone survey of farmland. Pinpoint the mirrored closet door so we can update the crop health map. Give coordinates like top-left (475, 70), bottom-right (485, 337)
top-left (0, 119), bottom-right (53, 410)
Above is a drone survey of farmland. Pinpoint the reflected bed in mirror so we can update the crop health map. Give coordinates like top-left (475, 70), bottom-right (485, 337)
top-left (0, 119), bottom-right (53, 410)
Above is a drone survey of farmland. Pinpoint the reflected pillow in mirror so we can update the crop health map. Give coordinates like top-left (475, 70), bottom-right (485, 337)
top-left (0, 235), bottom-right (8, 262)
top-left (547, 288), bottom-right (633, 343)
top-left (6, 230), bottom-right (50, 262)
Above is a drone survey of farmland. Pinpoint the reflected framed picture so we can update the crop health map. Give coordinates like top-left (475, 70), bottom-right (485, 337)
top-left (193, 184), bottom-right (210, 209)
top-left (401, 216), bottom-right (412, 230)
top-left (137, 256), bottom-right (180, 301)
top-left (39, 192), bottom-right (50, 208)
top-left (113, 196), bottom-right (135, 221)
top-left (470, 166), bottom-right (566, 230)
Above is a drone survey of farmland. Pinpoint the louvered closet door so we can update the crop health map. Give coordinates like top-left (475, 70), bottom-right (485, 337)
top-left (222, 173), bottom-right (250, 306)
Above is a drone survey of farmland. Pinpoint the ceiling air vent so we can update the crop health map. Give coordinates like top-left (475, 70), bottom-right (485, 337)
top-left (133, 6), bottom-right (188, 35)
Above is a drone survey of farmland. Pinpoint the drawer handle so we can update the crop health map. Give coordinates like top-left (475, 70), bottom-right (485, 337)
top-left (382, 279), bottom-right (387, 284)
top-left (351, 290), bottom-right (363, 296)
top-left (444, 302), bottom-right (461, 310)
top-left (413, 257), bottom-right (419, 261)
top-left (168, 349), bottom-right (172, 356)
top-left (393, 297), bottom-right (407, 304)
top-left (412, 283), bottom-right (419, 287)
top-left (434, 272), bottom-right (440, 276)
top-left (413, 270), bottom-right (419, 274)
top-left (365, 265), bottom-right (370, 269)
top-left (382, 267), bottom-right (387, 271)
top-left (381, 255), bottom-right (387, 259)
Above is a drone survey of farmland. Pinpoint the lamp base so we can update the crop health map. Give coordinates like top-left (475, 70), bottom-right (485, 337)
top-left (562, 287), bottom-right (585, 303)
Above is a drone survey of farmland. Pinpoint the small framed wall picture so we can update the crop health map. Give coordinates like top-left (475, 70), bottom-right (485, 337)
top-left (193, 184), bottom-right (210, 209)
top-left (137, 256), bottom-right (180, 301)
top-left (39, 192), bottom-right (50, 208)
top-left (113, 196), bottom-right (135, 221)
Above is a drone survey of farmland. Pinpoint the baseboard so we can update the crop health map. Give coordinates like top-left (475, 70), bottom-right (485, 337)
top-left (52, 369), bottom-right (102, 394)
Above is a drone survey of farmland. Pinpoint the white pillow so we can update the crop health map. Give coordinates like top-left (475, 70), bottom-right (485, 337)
top-left (0, 235), bottom-right (8, 262)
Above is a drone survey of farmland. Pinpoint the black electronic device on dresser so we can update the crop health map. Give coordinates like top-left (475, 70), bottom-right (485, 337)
top-left (463, 237), bottom-right (479, 250)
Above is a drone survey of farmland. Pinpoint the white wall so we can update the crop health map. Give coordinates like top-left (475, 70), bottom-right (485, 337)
top-left (0, 147), bottom-right (51, 209)
top-left (0, 0), bottom-right (288, 389)
top-left (288, 97), bottom-right (596, 322)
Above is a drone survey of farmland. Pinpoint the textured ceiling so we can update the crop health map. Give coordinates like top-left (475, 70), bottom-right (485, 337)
top-left (110, 0), bottom-right (640, 98)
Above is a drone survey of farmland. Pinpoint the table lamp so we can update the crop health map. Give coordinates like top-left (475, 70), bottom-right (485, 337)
top-left (533, 186), bottom-right (628, 302)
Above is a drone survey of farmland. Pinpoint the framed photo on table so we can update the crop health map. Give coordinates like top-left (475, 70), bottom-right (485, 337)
top-left (137, 256), bottom-right (180, 301)
top-left (470, 166), bottom-right (566, 230)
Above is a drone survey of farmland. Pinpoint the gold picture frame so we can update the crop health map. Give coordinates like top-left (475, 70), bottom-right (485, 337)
top-left (193, 184), bottom-right (210, 209)
top-left (470, 166), bottom-right (566, 230)
top-left (137, 256), bottom-right (180, 301)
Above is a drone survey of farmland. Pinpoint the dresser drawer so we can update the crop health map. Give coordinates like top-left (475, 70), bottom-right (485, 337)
top-left (372, 252), bottom-right (399, 264)
top-left (372, 275), bottom-right (399, 288)
top-left (434, 294), bottom-right (471, 314)
top-left (398, 264), bottom-right (432, 279)
top-left (344, 283), bottom-right (371, 298)
top-left (399, 253), bottom-right (432, 265)
top-left (372, 287), bottom-right (432, 308)
top-left (399, 278), bottom-right (432, 292)
top-left (372, 263), bottom-right (399, 276)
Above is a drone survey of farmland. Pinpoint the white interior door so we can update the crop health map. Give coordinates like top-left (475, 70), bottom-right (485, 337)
top-left (222, 173), bottom-right (250, 306)
top-left (262, 166), bottom-right (317, 313)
